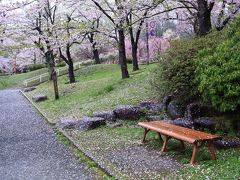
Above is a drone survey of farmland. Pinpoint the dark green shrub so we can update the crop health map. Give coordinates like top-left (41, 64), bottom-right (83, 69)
top-left (151, 30), bottom-right (227, 104)
top-left (196, 18), bottom-right (240, 112)
top-left (29, 64), bottom-right (46, 71)
top-left (126, 58), bottom-right (133, 64)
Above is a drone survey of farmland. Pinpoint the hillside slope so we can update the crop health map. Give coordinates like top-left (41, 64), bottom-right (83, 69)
top-left (25, 64), bottom-right (156, 123)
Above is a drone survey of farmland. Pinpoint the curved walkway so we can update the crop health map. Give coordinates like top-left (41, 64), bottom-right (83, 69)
top-left (0, 90), bottom-right (93, 180)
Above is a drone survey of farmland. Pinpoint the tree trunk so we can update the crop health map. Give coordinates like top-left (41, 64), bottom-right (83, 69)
top-left (118, 28), bottom-right (129, 79)
top-left (132, 44), bottom-right (139, 71)
top-left (45, 50), bottom-right (55, 80)
top-left (197, 0), bottom-right (212, 36)
top-left (52, 71), bottom-right (59, 100)
top-left (68, 61), bottom-right (75, 83)
top-left (66, 45), bottom-right (75, 83)
top-left (93, 42), bottom-right (100, 64)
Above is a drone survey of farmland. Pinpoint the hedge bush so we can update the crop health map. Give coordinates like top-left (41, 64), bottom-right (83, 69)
top-left (29, 64), bottom-right (46, 71)
top-left (196, 17), bottom-right (240, 112)
top-left (151, 30), bottom-right (227, 104)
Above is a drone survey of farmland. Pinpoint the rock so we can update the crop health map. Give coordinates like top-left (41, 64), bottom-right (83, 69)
top-left (186, 103), bottom-right (201, 121)
top-left (113, 105), bottom-right (145, 120)
top-left (23, 87), bottom-right (36, 92)
top-left (128, 125), bottom-right (141, 129)
top-left (161, 119), bottom-right (175, 124)
top-left (139, 101), bottom-right (163, 113)
top-left (194, 117), bottom-right (216, 132)
top-left (173, 118), bottom-right (194, 129)
top-left (57, 118), bottom-right (78, 129)
top-left (161, 118), bottom-right (194, 129)
top-left (146, 115), bottom-right (162, 121)
top-left (162, 95), bottom-right (172, 111)
top-left (93, 111), bottom-right (116, 122)
top-left (76, 117), bottom-right (105, 131)
top-left (167, 101), bottom-right (185, 119)
top-left (32, 95), bottom-right (48, 102)
top-left (214, 139), bottom-right (240, 148)
top-left (107, 122), bottom-right (122, 128)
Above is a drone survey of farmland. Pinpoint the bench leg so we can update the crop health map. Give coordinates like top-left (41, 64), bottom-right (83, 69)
top-left (157, 132), bottom-right (163, 142)
top-left (142, 128), bottom-right (150, 143)
top-left (161, 136), bottom-right (170, 152)
top-left (179, 140), bottom-right (185, 150)
top-left (207, 141), bottom-right (216, 160)
top-left (190, 142), bottom-right (198, 165)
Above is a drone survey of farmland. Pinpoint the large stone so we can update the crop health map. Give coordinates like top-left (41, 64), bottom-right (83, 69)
top-left (214, 139), bottom-right (240, 148)
top-left (107, 122), bottom-right (122, 128)
top-left (23, 87), bottom-right (36, 92)
top-left (162, 95), bottom-right (172, 111)
top-left (161, 118), bottom-right (194, 129)
top-left (32, 95), bottom-right (48, 102)
top-left (186, 103), bottom-right (201, 121)
top-left (113, 105), bottom-right (145, 120)
top-left (93, 111), bottom-right (116, 122)
top-left (194, 117), bottom-right (216, 132)
top-left (139, 101), bottom-right (163, 113)
top-left (57, 118), bottom-right (78, 129)
top-left (167, 101), bottom-right (185, 119)
top-left (173, 118), bottom-right (194, 129)
top-left (77, 117), bottom-right (106, 131)
top-left (146, 115), bottom-right (162, 121)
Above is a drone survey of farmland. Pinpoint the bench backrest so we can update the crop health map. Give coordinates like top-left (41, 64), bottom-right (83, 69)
top-left (138, 121), bottom-right (220, 143)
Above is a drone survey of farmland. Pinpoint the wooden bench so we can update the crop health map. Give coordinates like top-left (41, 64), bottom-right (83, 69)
top-left (138, 121), bottom-right (220, 165)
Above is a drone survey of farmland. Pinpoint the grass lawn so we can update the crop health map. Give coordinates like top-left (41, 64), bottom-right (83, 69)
top-left (0, 68), bottom-right (49, 90)
top-left (25, 64), bottom-right (156, 123)
top-left (23, 63), bottom-right (240, 179)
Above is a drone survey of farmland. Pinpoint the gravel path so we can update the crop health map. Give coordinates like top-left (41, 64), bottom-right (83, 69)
top-left (0, 90), bottom-right (93, 180)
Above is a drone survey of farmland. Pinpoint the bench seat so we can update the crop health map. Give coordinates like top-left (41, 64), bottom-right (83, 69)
top-left (138, 121), bottom-right (220, 164)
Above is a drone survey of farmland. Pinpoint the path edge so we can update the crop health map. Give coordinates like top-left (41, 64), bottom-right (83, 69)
top-left (20, 90), bottom-right (122, 179)
top-left (20, 90), bottom-right (55, 125)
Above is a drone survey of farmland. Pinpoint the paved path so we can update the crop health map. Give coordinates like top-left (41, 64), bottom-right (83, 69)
top-left (0, 90), bottom-right (93, 180)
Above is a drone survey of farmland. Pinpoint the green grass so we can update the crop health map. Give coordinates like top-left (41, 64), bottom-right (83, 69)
top-left (0, 68), bottom-right (49, 90)
top-left (26, 64), bottom-right (156, 123)
top-left (23, 63), bottom-right (240, 179)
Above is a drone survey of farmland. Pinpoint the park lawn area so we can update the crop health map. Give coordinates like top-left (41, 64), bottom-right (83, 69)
top-left (24, 63), bottom-right (240, 179)
top-left (25, 64), bottom-right (157, 123)
top-left (0, 68), bottom-right (48, 90)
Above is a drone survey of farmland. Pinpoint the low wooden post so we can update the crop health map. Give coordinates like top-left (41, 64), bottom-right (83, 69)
top-left (52, 70), bottom-right (59, 100)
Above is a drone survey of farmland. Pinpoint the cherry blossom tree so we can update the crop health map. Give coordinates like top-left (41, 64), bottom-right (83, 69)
top-left (90, 0), bottom-right (130, 79)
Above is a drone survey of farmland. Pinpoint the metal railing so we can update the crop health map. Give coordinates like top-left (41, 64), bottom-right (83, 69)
top-left (23, 62), bottom-right (82, 87)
